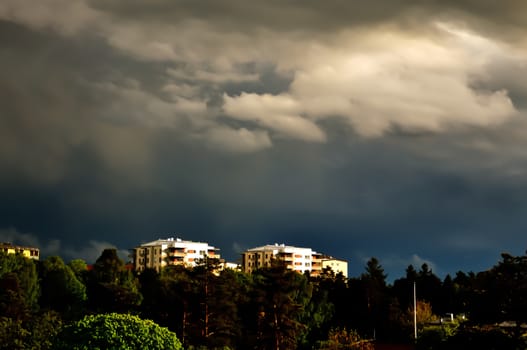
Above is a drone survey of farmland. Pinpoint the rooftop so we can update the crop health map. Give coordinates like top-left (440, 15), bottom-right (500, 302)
top-left (139, 237), bottom-right (219, 249)
top-left (246, 243), bottom-right (318, 254)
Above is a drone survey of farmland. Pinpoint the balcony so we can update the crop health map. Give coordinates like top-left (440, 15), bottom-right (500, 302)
top-left (278, 253), bottom-right (293, 261)
top-left (166, 256), bottom-right (184, 263)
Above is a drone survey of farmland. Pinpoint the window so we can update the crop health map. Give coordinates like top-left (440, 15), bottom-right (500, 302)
top-left (187, 249), bottom-right (196, 253)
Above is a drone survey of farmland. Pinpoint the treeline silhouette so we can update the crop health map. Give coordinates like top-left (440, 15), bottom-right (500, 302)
top-left (1, 249), bottom-right (527, 349)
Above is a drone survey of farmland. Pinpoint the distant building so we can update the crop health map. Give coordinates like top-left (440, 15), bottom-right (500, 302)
top-left (222, 261), bottom-right (240, 270)
top-left (0, 242), bottom-right (40, 260)
top-left (241, 243), bottom-right (323, 276)
top-left (133, 237), bottom-right (220, 272)
top-left (321, 257), bottom-right (348, 278)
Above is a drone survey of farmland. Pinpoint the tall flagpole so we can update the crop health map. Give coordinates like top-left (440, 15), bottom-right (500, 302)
top-left (414, 281), bottom-right (417, 340)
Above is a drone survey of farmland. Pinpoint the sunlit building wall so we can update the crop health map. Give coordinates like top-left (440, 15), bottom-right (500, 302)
top-left (321, 257), bottom-right (348, 278)
top-left (0, 242), bottom-right (40, 260)
top-left (133, 237), bottom-right (220, 272)
top-left (241, 243), bottom-right (323, 276)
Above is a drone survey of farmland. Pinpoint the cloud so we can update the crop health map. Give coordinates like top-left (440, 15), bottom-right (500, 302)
top-left (1, 1), bottom-right (522, 149)
top-left (0, 227), bottom-right (60, 256)
top-left (225, 25), bottom-right (517, 138)
top-left (371, 253), bottom-right (440, 277)
top-left (167, 67), bottom-right (259, 84)
top-left (223, 93), bottom-right (327, 142)
top-left (94, 81), bottom-right (208, 128)
top-left (60, 240), bottom-right (130, 263)
top-left (0, 0), bottom-right (101, 35)
top-left (206, 127), bottom-right (272, 153)
top-left (0, 227), bottom-right (128, 263)
top-left (2, 0), bottom-right (527, 280)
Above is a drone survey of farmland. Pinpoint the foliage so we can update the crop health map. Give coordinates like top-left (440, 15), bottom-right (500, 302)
top-left (6, 247), bottom-right (527, 349)
top-left (39, 256), bottom-right (87, 315)
top-left (299, 275), bottom-right (335, 348)
top-left (204, 268), bottom-right (245, 349)
top-left (86, 249), bottom-right (142, 313)
top-left (0, 311), bottom-right (62, 350)
top-left (68, 259), bottom-right (88, 282)
top-left (359, 257), bottom-right (389, 339)
top-left (52, 312), bottom-right (182, 350)
top-left (444, 326), bottom-right (527, 350)
top-left (252, 262), bottom-right (312, 350)
top-left (317, 328), bottom-right (374, 350)
top-left (416, 318), bottom-right (462, 350)
top-left (0, 251), bottom-right (40, 315)
top-left (400, 300), bottom-right (437, 332)
top-left (0, 316), bottom-right (28, 350)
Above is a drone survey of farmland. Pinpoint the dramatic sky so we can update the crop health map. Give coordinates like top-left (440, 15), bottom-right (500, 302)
top-left (2, 0), bottom-right (527, 279)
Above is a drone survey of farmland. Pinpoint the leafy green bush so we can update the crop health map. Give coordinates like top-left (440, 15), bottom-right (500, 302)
top-left (53, 313), bottom-right (182, 350)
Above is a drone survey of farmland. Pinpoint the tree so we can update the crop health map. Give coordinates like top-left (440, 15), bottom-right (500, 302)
top-left (392, 265), bottom-right (418, 314)
top-left (138, 268), bottom-right (162, 322)
top-left (0, 251), bottom-right (40, 318)
top-left (299, 273), bottom-right (336, 349)
top-left (468, 252), bottom-right (527, 336)
top-left (400, 300), bottom-right (437, 333)
top-left (190, 257), bottom-right (222, 345)
top-left (205, 268), bottom-right (245, 349)
top-left (157, 265), bottom-right (195, 345)
top-left (416, 264), bottom-right (442, 312)
top-left (86, 249), bottom-right (142, 313)
top-left (360, 257), bottom-right (388, 340)
top-left (252, 262), bottom-right (312, 350)
top-left (52, 313), bottom-right (182, 350)
top-left (0, 311), bottom-right (62, 350)
top-left (67, 259), bottom-right (88, 283)
top-left (39, 256), bottom-right (86, 316)
top-left (0, 273), bottom-right (30, 320)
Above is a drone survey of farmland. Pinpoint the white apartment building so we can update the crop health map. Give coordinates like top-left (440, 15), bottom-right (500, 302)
top-left (133, 237), bottom-right (220, 272)
top-left (241, 243), bottom-right (323, 276)
top-left (321, 257), bottom-right (348, 278)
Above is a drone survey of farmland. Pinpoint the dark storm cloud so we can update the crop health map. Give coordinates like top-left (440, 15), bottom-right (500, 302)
top-left (88, 0), bottom-right (527, 36)
top-left (1, 0), bottom-right (527, 278)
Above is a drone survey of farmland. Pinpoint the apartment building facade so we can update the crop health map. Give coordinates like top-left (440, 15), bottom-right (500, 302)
top-left (0, 242), bottom-right (40, 260)
top-left (133, 237), bottom-right (220, 272)
top-left (241, 243), bottom-right (323, 276)
top-left (321, 257), bottom-right (348, 278)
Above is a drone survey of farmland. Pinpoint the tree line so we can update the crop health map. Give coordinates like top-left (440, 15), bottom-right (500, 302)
top-left (1, 249), bottom-right (527, 349)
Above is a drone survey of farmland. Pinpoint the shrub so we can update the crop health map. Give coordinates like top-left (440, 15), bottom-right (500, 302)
top-left (53, 313), bottom-right (182, 350)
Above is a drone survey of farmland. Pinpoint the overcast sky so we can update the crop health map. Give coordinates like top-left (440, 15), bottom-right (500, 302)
top-left (2, 0), bottom-right (527, 279)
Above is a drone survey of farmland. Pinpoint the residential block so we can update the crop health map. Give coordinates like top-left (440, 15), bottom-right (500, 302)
top-left (133, 237), bottom-right (220, 272)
